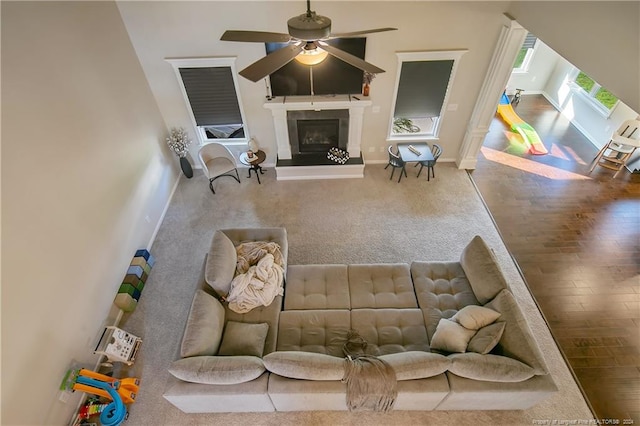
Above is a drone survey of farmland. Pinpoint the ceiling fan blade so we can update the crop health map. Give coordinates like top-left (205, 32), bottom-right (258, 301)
top-left (317, 41), bottom-right (385, 74)
top-left (221, 30), bottom-right (292, 43)
top-left (327, 27), bottom-right (397, 39)
top-left (239, 43), bottom-right (304, 82)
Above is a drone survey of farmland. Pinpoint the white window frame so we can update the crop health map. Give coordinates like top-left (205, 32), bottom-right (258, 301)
top-left (166, 57), bottom-right (250, 146)
top-left (388, 50), bottom-right (467, 141)
top-left (569, 68), bottom-right (619, 118)
top-left (512, 44), bottom-right (536, 74)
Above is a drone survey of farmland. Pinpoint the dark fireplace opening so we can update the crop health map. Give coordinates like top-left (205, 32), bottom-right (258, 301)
top-left (286, 109), bottom-right (349, 158)
top-left (297, 119), bottom-right (340, 153)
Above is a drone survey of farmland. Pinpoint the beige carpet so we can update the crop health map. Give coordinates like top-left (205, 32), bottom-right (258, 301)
top-left (121, 162), bottom-right (593, 425)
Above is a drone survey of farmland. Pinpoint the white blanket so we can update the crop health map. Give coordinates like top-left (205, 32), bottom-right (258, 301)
top-left (226, 242), bottom-right (284, 314)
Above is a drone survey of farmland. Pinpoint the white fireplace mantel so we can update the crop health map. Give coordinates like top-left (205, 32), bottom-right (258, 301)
top-left (264, 95), bottom-right (372, 160)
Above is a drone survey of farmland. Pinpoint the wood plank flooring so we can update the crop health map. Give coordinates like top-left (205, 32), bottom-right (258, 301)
top-left (469, 94), bottom-right (640, 423)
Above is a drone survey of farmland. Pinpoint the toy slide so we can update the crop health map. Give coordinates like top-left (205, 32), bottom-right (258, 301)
top-left (497, 93), bottom-right (548, 155)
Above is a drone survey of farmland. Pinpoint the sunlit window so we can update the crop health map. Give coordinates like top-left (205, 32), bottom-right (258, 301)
top-left (572, 70), bottom-right (618, 112)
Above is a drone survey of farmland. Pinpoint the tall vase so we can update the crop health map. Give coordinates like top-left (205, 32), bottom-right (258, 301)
top-left (179, 156), bottom-right (193, 179)
top-left (363, 83), bottom-right (370, 97)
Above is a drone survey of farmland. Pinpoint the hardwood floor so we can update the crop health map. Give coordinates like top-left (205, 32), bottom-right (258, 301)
top-left (469, 94), bottom-right (640, 423)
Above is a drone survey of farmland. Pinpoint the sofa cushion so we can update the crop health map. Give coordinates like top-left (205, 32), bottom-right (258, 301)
top-left (224, 295), bottom-right (282, 356)
top-left (350, 309), bottom-right (430, 355)
top-left (451, 305), bottom-right (500, 330)
top-left (411, 261), bottom-right (479, 339)
top-left (485, 289), bottom-right (549, 375)
top-left (218, 321), bottom-right (269, 357)
top-left (378, 351), bottom-right (451, 380)
top-left (348, 263), bottom-right (417, 308)
top-left (180, 289), bottom-right (226, 358)
top-left (467, 322), bottom-right (506, 355)
top-left (205, 230), bottom-right (238, 297)
top-left (169, 356), bottom-right (265, 385)
top-left (263, 351), bottom-right (345, 380)
top-left (448, 353), bottom-right (536, 382)
top-left (459, 236), bottom-right (508, 304)
top-left (284, 264), bottom-right (350, 310)
top-left (277, 310), bottom-right (351, 358)
top-left (429, 319), bottom-right (476, 353)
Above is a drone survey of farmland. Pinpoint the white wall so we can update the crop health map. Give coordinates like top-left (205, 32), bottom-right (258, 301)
top-left (542, 56), bottom-right (639, 148)
top-left (507, 40), bottom-right (559, 93)
top-left (506, 1), bottom-right (640, 112)
top-left (116, 1), bottom-right (512, 164)
top-left (2, 2), bottom-right (174, 424)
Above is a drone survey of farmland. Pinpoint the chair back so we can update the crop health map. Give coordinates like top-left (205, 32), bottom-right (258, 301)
top-left (388, 145), bottom-right (404, 166)
top-left (198, 142), bottom-right (235, 167)
top-left (613, 119), bottom-right (640, 148)
top-left (429, 144), bottom-right (442, 165)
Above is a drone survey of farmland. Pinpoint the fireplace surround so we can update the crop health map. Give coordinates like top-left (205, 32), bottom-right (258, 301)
top-left (264, 95), bottom-right (371, 180)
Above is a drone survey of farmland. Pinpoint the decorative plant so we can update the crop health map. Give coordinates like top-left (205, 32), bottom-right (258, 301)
top-left (166, 127), bottom-right (192, 158)
top-left (363, 71), bottom-right (376, 85)
top-left (393, 118), bottom-right (421, 134)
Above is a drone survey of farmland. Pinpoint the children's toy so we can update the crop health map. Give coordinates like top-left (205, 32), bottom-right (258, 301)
top-left (497, 92), bottom-right (548, 155)
top-left (94, 326), bottom-right (142, 365)
top-left (114, 249), bottom-right (155, 312)
top-left (74, 376), bottom-right (127, 426)
top-left (62, 368), bottom-right (139, 426)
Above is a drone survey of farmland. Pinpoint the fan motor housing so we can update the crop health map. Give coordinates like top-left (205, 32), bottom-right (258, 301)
top-left (287, 12), bottom-right (331, 40)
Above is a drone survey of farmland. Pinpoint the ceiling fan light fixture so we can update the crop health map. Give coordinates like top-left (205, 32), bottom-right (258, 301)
top-left (295, 45), bottom-right (329, 66)
top-left (287, 12), bottom-right (331, 40)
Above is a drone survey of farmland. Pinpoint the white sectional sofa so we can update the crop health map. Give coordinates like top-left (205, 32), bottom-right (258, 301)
top-left (163, 228), bottom-right (558, 413)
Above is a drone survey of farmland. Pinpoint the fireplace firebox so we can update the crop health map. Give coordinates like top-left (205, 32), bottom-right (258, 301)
top-left (287, 109), bottom-right (349, 156)
top-left (297, 119), bottom-right (339, 153)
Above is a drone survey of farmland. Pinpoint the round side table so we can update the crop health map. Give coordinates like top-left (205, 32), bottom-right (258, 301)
top-left (239, 150), bottom-right (266, 184)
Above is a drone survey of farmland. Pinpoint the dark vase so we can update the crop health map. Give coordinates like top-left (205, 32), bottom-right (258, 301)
top-left (179, 156), bottom-right (193, 179)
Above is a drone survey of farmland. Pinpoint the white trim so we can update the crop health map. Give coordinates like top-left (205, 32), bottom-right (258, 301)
top-left (389, 50), bottom-right (468, 139)
top-left (275, 164), bottom-right (364, 180)
top-left (165, 57), bottom-right (250, 145)
top-left (457, 14), bottom-right (528, 169)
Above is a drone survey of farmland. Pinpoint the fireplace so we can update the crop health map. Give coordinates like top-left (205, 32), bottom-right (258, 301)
top-left (287, 109), bottom-right (349, 156)
top-left (264, 95), bottom-right (371, 179)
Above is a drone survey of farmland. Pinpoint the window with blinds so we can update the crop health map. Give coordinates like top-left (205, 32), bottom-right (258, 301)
top-left (167, 58), bottom-right (247, 143)
top-left (390, 50), bottom-right (466, 138)
top-left (513, 32), bottom-right (538, 72)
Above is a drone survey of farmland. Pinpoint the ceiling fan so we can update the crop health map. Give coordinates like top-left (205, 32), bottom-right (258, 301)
top-left (220, 0), bottom-right (397, 82)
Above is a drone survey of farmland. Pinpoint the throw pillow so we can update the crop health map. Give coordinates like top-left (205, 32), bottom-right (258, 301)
top-left (459, 235), bottom-right (508, 304)
top-left (169, 355), bottom-right (265, 385)
top-left (430, 319), bottom-right (477, 353)
top-left (205, 230), bottom-right (237, 298)
top-left (263, 351), bottom-right (345, 380)
top-left (451, 305), bottom-right (501, 330)
top-left (467, 322), bottom-right (506, 354)
top-left (180, 289), bottom-right (226, 358)
top-left (218, 321), bottom-right (269, 357)
top-left (448, 352), bottom-right (535, 382)
top-left (378, 351), bottom-right (451, 380)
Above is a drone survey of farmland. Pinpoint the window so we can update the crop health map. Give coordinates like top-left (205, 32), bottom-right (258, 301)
top-left (513, 33), bottom-right (537, 72)
top-left (571, 70), bottom-right (619, 114)
top-left (167, 58), bottom-right (248, 144)
top-left (389, 50), bottom-right (466, 139)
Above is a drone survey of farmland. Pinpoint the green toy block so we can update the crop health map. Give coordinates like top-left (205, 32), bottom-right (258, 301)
top-left (114, 293), bottom-right (137, 312)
